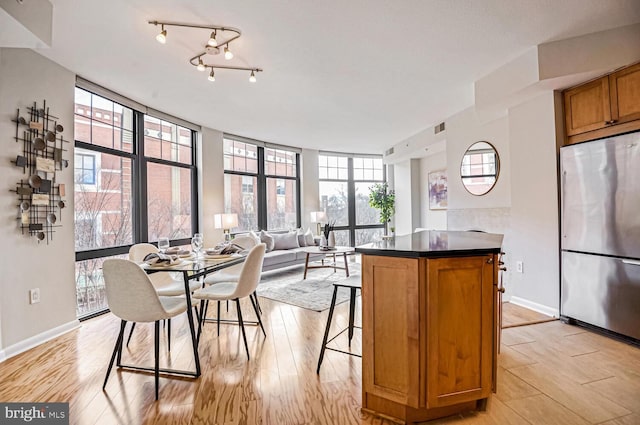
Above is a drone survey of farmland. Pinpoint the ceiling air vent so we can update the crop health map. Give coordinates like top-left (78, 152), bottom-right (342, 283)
top-left (384, 147), bottom-right (394, 156)
top-left (434, 122), bottom-right (445, 134)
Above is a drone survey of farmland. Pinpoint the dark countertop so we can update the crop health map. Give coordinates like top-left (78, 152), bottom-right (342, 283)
top-left (355, 230), bottom-right (504, 258)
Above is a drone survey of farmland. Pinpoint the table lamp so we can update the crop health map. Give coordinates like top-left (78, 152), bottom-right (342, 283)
top-left (214, 213), bottom-right (239, 242)
top-left (310, 211), bottom-right (327, 236)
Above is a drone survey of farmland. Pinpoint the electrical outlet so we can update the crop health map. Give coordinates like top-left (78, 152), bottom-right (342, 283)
top-left (29, 288), bottom-right (40, 304)
top-left (516, 261), bottom-right (523, 273)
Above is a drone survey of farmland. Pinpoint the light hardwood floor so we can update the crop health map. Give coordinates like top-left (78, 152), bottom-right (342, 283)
top-left (1, 297), bottom-right (639, 424)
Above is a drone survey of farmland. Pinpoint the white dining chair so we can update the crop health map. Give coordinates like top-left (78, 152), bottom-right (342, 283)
top-left (202, 235), bottom-right (262, 334)
top-left (102, 259), bottom-right (188, 400)
top-left (193, 243), bottom-right (266, 359)
top-left (126, 243), bottom-right (201, 349)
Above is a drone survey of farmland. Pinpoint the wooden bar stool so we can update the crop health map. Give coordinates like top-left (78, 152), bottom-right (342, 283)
top-left (316, 280), bottom-right (361, 373)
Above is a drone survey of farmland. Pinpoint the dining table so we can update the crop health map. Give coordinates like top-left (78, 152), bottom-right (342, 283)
top-left (136, 253), bottom-right (246, 379)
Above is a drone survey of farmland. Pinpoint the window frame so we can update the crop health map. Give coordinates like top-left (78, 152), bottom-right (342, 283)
top-left (319, 154), bottom-right (385, 246)
top-left (223, 135), bottom-right (301, 232)
top-left (74, 87), bottom-right (198, 319)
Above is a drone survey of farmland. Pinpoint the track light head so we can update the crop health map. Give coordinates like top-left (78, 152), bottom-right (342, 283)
top-left (224, 46), bottom-right (234, 60)
top-left (249, 70), bottom-right (257, 83)
top-left (208, 31), bottom-right (218, 47)
top-left (208, 69), bottom-right (216, 82)
top-left (197, 58), bottom-right (206, 72)
top-left (156, 26), bottom-right (167, 44)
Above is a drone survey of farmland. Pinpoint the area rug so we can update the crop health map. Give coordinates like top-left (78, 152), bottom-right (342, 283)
top-left (257, 262), bottom-right (361, 311)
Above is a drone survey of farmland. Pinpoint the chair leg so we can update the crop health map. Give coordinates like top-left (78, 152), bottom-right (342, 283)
top-left (154, 320), bottom-right (160, 400)
top-left (217, 301), bottom-right (221, 336)
top-left (235, 299), bottom-right (250, 360)
top-left (103, 320), bottom-right (126, 390)
top-left (348, 287), bottom-right (356, 347)
top-left (249, 294), bottom-right (266, 337)
top-left (197, 299), bottom-right (206, 344)
top-left (252, 291), bottom-right (262, 315)
top-left (125, 322), bottom-right (136, 347)
top-left (167, 318), bottom-right (171, 352)
top-left (317, 286), bottom-right (339, 374)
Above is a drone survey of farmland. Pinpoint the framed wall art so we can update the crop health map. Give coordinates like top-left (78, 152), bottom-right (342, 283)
top-left (428, 169), bottom-right (447, 210)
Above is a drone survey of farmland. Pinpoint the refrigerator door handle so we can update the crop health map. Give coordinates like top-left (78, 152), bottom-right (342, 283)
top-left (621, 259), bottom-right (640, 266)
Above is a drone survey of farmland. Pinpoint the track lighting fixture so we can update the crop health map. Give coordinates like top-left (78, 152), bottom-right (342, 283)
top-left (149, 20), bottom-right (263, 83)
top-left (155, 25), bottom-right (167, 44)
top-left (224, 46), bottom-right (234, 60)
top-left (208, 30), bottom-right (218, 47)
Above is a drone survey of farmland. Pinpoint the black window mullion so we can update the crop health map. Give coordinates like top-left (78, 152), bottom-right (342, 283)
top-left (136, 110), bottom-right (148, 243)
top-left (257, 147), bottom-right (267, 230)
top-left (191, 131), bottom-right (199, 235)
top-left (347, 157), bottom-right (356, 246)
top-left (295, 153), bottom-right (301, 228)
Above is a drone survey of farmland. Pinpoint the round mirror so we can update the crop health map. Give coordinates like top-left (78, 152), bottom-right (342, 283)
top-left (460, 141), bottom-right (499, 196)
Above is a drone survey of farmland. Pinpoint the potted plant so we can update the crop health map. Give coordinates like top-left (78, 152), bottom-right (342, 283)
top-left (368, 182), bottom-right (395, 237)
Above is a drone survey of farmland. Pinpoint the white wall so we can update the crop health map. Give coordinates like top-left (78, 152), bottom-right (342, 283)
top-left (301, 148), bottom-right (320, 231)
top-left (198, 127), bottom-right (225, 247)
top-left (393, 159), bottom-right (421, 235)
top-left (0, 48), bottom-right (78, 355)
top-left (507, 92), bottom-right (561, 313)
top-left (419, 151), bottom-right (447, 230)
top-left (446, 108), bottom-right (511, 210)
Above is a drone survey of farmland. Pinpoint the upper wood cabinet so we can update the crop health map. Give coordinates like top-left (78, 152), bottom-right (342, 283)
top-left (563, 62), bottom-right (640, 145)
top-left (610, 63), bottom-right (640, 125)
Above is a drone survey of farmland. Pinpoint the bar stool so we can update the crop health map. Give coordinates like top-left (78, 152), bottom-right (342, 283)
top-left (316, 280), bottom-right (362, 373)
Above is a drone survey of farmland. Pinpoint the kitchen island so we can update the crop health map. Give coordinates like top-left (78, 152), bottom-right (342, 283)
top-left (356, 230), bottom-right (503, 424)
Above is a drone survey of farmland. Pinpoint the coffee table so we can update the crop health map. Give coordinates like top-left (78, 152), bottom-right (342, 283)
top-left (301, 246), bottom-right (355, 279)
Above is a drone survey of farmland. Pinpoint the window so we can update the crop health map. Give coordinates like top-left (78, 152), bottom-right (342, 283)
top-left (242, 176), bottom-right (254, 194)
top-left (74, 86), bottom-right (197, 318)
top-left (319, 154), bottom-right (385, 246)
top-left (223, 136), bottom-right (300, 232)
top-left (74, 153), bottom-right (96, 184)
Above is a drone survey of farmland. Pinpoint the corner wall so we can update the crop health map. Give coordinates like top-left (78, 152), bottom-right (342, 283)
top-left (507, 92), bottom-right (561, 314)
top-left (198, 127), bottom-right (225, 247)
top-left (0, 48), bottom-right (78, 355)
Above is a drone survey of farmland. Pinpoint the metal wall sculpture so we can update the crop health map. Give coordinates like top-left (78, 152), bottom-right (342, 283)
top-left (12, 100), bottom-right (68, 244)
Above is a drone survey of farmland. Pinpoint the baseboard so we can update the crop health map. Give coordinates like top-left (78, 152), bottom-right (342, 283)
top-left (1, 320), bottom-right (80, 362)
top-left (509, 296), bottom-right (558, 318)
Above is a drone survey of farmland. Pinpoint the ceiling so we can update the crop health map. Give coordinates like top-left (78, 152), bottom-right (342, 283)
top-left (36, 0), bottom-right (640, 154)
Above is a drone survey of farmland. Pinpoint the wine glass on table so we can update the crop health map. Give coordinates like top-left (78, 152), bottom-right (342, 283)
top-left (191, 233), bottom-right (203, 257)
top-left (158, 237), bottom-right (170, 254)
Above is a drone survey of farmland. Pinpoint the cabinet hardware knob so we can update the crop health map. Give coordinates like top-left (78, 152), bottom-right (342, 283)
top-left (498, 287), bottom-right (506, 293)
top-left (486, 258), bottom-right (494, 264)
top-left (500, 266), bottom-right (507, 271)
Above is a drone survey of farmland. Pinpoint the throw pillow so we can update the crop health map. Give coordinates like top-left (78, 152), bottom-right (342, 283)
top-left (304, 228), bottom-right (315, 246)
top-left (260, 230), bottom-right (275, 252)
top-left (297, 228), bottom-right (307, 247)
top-left (272, 231), bottom-right (300, 250)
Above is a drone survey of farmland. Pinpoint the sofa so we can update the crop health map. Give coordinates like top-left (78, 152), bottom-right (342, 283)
top-left (237, 229), bottom-right (325, 272)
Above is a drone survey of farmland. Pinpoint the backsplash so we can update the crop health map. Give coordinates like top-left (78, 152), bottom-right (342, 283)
top-left (448, 207), bottom-right (512, 298)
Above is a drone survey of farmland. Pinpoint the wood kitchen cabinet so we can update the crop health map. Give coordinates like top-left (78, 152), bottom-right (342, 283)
top-left (563, 62), bottom-right (640, 145)
top-left (358, 231), bottom-right (501, 424)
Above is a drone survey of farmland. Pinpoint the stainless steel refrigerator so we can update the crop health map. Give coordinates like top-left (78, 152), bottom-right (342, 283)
top-left (561, 132), bottom-right (640, 341)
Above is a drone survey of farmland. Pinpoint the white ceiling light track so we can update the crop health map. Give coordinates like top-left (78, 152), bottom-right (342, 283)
top-left (149, 20), bottom-right (263, 83)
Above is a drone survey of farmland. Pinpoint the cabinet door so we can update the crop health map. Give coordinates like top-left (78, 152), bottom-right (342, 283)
top-left (564, 77), bottom-right (611, 136)
top-left (610, 62), bottom-right (640, 125)
top-left (426, 256), bottom-right (495, 408)
top-left (362, 255), bottom-right (422, 408)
